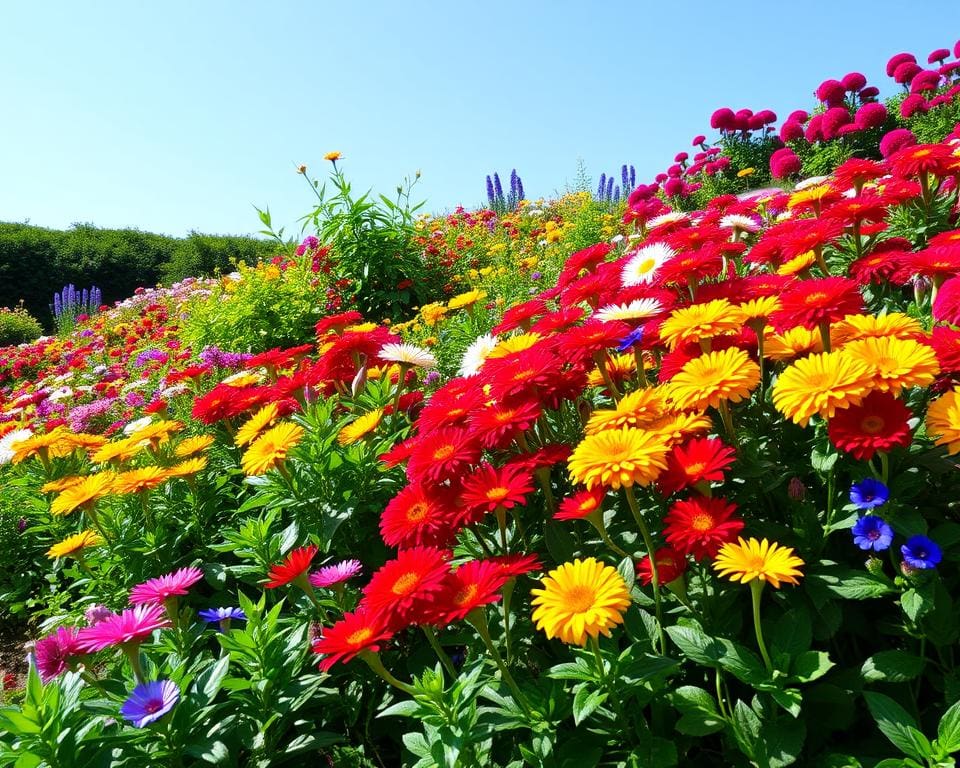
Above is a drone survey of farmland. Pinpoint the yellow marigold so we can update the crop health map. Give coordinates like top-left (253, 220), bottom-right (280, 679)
top-left (128, 420), bottom-right (184, 445)
top-left (420, 302), bottom-right (450, 326)
top-left (47, 530), bottom-right (103, 559)
top-left (112, 466), bottom-right (175, 495)
top-left (241, 421), bottom-right (305, 476)
top-left (737, 296), bottom-right (781, 323)
top-left (337, 409), bottom-right (384, 446)
top-left (713, 537), bottom-right (804, 589)
top-left (585, 388), bottom-right (669, 434)
top-left (841, 336), bottom-right (939, 394)
top-left (41, 476), bottom-right (85, 493)
top-left (737, 167), bottom-right (756, 178)
top-left (12, 428), bottom-right (74, 464)
top-left (174, 435), bottom-right (215, 457)
top-left (167, 456), bottom-right (208, 477)
top-left (658, 299), bottom-right (742, 350)
top-left (926, 387), bottom-right (960, 455)
top-left (776, 251), bottom-right (817, 277)
top-left (324, 151), bottom-right (342, 161)
top-left (50, 472), bottom-right (116, 516)
top-left (667, 348), bottom-right (761, 412)
top-left (771, 351), bottom-right (873, 426)
top-left (763, 326), bottom-right (824, 361)
top-left (648, 411), bottom-right (715, 445)
top-left (830, 312), bottom-right (923, 346)
top-left (90, 436), bottom-right (149, 465)
top-left (568, 427), bottom-right (671, 490)
top-left (487, 332), bottom-right (542, 360)
top-left (235, 403), bottom-right (280, 447)
top-left (447, 289), bottom-right (487, 310)
top-left (530, 557), bottom-right (632, 645)
top-left (586, 353), bottom-right (638, 388)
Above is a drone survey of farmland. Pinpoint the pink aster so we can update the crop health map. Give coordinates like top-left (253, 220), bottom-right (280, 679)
top-left (34, 626), bottom-right (84, 682)
top-left (76, 604), bottom-right (171, 653)
top-left (129, 567), bottom-right (204, 606)
top-left (309, 559), bottom-right (363, 589)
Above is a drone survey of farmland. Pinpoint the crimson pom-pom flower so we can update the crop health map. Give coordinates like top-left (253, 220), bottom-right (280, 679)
top-left (657, 437), bottom-right (736, 497)
top-left (770, 148), bottom-right (801, 179)
top-left (827, 391), bottom-right (912, 461)
top-left (405, 427), bottom-right (480, 485)
top-left (663, 496), bottom-right (744, 560)
top-left (458, 463), bottom-right (535, 523)
top-left (380, 482), bottom-right (459, 548)
top-left (780, 120), bottom-right (805, 143)
top-left (692, 134), bottom-right (706, 146)
top-left (901, 94), bottom-right (929, 119)
top-left (265, 545), bottom-right (318, 588)
top-left (312, 610), bottom-right (394, 671)
top-left (855, 102), bottom-right (887, 130)
top-left (637, 547), bottom-right (688, 587)
top-left (894, 60), bottom-right (922, 85)
top-left (911, 70), bottom-right (942, 94)
top-left (880, 128), bottom-right (916, 158)
top-left (816, 79), bottom-right (847, 105)
top-left (771, 277), bottom-right (865, 333)
top-left (710, 108), bottom-right (736, 131)
top-left (432, 559), bottom-right (510, 624)
top-left (887, 52), bottom-right (917, 76)
top-left (821, 107), bottom-right (852, 140)
top-left (362, 546), bottom-right (451, 629)
top-left (129, 566), bottom-right (204, 606)
top-left (76, 604), bottom-right (171, 653)
top-left (841, 72), bottom-right (867, 92)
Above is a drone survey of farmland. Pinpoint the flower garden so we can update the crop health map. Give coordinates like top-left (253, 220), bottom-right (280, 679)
top-left (3, 39), bottom-right (960, 768)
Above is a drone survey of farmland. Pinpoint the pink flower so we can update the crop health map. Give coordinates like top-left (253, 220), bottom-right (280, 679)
top-left (886, 52), bottom-right (917, 77)
top-left (855, 102), bottom-right (887, 130)
top-left (85, 604), bottom-right (114, 625)
top-left (770, 148), bottom-right (802, 179)
top-left (894, 61), bottom-right (922, 85)
top-left (880, 128), bottom-right (917, 158)
top-left (710, 108), bottom-right (735, 131)
top-left (76, 604), bottom-right (170, 652)
top-left (129, 567), bottom-right (204, 606)
top-left (691, 134), bottom-right (706, 146)
top-left (841, 72), bottom-right (867, 92)
top-left (816, 79), bottom-right (846, 106)
top-left (911, 70), bottom-right (942, 94)
top-left (34, 626), bottom-right (83, 682)
top-left (928, 48), bottom-right (951, 65)
top-left (860, 86), bottom-right (880, 100)
top-left (309, 559), bottom-right (363, 589)
top-left (821, 106), bottom-right (852, 139)
top-left (901, 94), bottom-right (929, 119)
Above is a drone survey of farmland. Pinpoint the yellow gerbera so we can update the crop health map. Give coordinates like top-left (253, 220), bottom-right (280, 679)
top-left (241, 421), bottom-right (305, 476)
top-left (167, 456), bottom-right (208, 477)
top-left (763, 326), bottom-right (824, 361)
top-left (713, 537), bottom-right (804, 589)
top-left (830, 312), bottom-right (923, 346)
top-left (658, 299), bottom-right (743, 350)
top-left (62, 433), bottom-right (108, 452)
top-left (926, 388), bottom-right (960, 455)
top-left (41, 476), bottom-right (85, 493)
top-left (112, 466), bottom-right (175, 495)
top-left (128, 419), bottom-right (184, 447)
top-left (586, 353), bottom-right (637, 388)
top-left (648, 411), bottom-right (714, 445)
top-left (585, 388), bottom-right (669, 434)
top-left (841, 336), bottom-right (939, 395)
top-left (568, 427), bottom-right (671, 490)
top-left (771, 351), bottom-right (874, 426)
top-left (90, 436), bottom-right (149, 465)
top-left (487, 332), bottom-right (542, 360)
top-left (776, 251), bottom-right (817, 277)
top-left (47, 530), bottom-right (103, 559)
top-left (737, 296), bottom-right (781, 324)
top-left (12, 428), bottom-right (75, 464)
top-left (667, 348), bottom-right (760, 412)
top-left (337, 409), bottom-right (384, 446)
top-left (530, 558), bottom-right (632, 645)
top-left (447, 289), bottom-right (487, 311)
top-left (50, 472), bottom-right (116, 516)
top-left (234, 403), bottom-right (280, 447)
top-left (174, 435), bottom-right (215, 457)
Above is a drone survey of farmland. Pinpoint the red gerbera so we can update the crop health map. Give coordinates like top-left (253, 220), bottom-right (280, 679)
top-left (887, 143), bottom-right (960, 180)
top-left (506, 443), bottom-right (573, 473)
top-left (484, 346), bottom-right (560, 400)
top-left (830, 158), bottom-right (887, 194)
top-left (768, 218), bottom-right (844, 261)
top-left (663, 497), bottom-right (744, 560)
top-left (266, 545), bottom-right (318, 588)
top-left (417, 381), bottom-right (487, 432)
top-left (459, 463), bottom-right (535, 524)
top-left (934, 276), bottom-right (960, 326)
top-left (655, 247), bottom-right (724, 289)
top-left (488, 553), bottom-right (542, 580)
top-left (362, 546), bottom-right (451, 629)
top-left (827, 391), bottom-right (913, 460)
top-left (492, 299), bottom-right (549, 335)
top-left (554, 488), bottom-right (605, 521)
top-left (931, 325), bottom-right (960, 373)
top-left (557, 243), bottom-right (613, 287)
top-left (901, 245), bottom-right (960, 282)
top-left (315, 310), bottom-right (363, 340)
top-left (431, 560), bottom-right (509, 625)
top-left (556, 320), bottom-right (632, 360)
top-left (771, 277), bottom-right (865, 333)
top-left (312, 609), bottom-right (394, 671)
top-left (657, 437), bottom-right (737, 497)
top-left (380, 483), bottom-right (460, 548)
top-left (468, 397), bottom-right (542, 450)
top-left (849, 241), bottom-right (910, 285)
top-left (406, 428), bottom-right (480, 485)
top-left (637, 547), bottom-right (688, 586)
top-left (529, 306), bottom-right (585, 335)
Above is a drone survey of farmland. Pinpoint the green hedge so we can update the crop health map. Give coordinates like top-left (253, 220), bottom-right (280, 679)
top-left (0, 222), bottom-right (277, 327)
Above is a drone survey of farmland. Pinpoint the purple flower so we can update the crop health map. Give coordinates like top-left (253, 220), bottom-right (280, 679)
top-left (121, 680), bottom-right (180, 727)
top-left (901, 535), bottom-right (942, 570)
top-left (309, 559), bottom-right (362, 589)
top-left (198, 607), bottom-right (247, 623)
top-left (852, 515), bottom-right (894, 552)
top-left (617, 328), bottom-right (644, 353)
top-left (849, 478), bottom-right (888, 510)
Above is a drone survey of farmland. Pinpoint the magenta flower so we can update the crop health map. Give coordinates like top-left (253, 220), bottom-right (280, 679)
top-left (309, 559), bottom-right (363, 589)
top-left (129, 566), bottom-right (204, 606)
top-left (76, 604), bottom-right (170, 653)
top-left (34, 626), bottom-right (84, 682)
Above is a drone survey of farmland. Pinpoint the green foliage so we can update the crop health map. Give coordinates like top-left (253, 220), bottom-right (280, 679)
top-left (0, 303), bottom-right (43, 346)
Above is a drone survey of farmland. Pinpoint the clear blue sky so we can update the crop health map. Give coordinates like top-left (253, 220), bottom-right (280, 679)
top-left (1, 1), bottom-right (957, 237)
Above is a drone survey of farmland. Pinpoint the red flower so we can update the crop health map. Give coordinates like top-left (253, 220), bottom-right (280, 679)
top-left (492, 299), bottom-right (549, 334)
top-left (362, 547), bottom-right (451, 629)
top-left (312, 610), bottom-right (393, 671)
top-left (380, 483), bottom-right (459, 549)
top-left (556, 320), bottom-right (631, 361)
top-left (417, 382), bottom-right (486, 432)
top-left (771, 277), bottom-right (865, 333)
top-left (431, 560), bottom-right (509, 624)
top-left (314, 311), bottom-right (363, 339)
top-left (554, 489), bottom-right (605, 521)
top-left (934, 277), bottom-right (960, 326)
top-left (459, 463), bottom-right (535, 523)
top-left (637, 547), bottom-right (688, 587)
top-left (467, 397), bottom-right (542, 450)
top-left (657, 437), bottom-right (736, 497)
top-left (488, 553), bottom-right (542, 580)
top-left (663, 497), bottom-right (744, 560)
top-left (827, 392), bottom-right (912, 460)
top-left (931, 326), bottom-right (960, 373)
top-left (484, 347), bottom-right (559, 401)
top-left (266, 545), bottom-right (318, 588)
top-left (888, 143), bottom-right (959, 180)
top-left (902, 246), bottom-right (960, 281)
top-left (406, 428), bottom-right (480, 485)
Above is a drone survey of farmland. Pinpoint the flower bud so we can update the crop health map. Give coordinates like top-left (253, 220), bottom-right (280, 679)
top-left (865, 557), bottom-right (886, 577)
top-left (788, 477), bottom-right (806, 501)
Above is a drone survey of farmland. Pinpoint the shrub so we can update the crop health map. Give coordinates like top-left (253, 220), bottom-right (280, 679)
top-left (0, 302), bottom-right (43, 346)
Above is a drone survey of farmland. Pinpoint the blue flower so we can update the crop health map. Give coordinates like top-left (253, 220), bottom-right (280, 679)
top-left (120, 680), bottom-right (179, 728)
top-left (901, 535), bottom-right (942, 570)
top-left (849, 478), bottom-right (889, 510)
top-left (851, 515), bottom-right (894, 552)
top-left (618, 327), bottom-right (645, 353)
top-left (198, 607), bottom-right (246, 632)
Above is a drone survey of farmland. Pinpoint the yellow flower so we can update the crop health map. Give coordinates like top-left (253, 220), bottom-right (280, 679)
top-left (737, 296), bottom-right (781, 324)
top-left (324, 151), bottom-right (342, 161)
top-left (448, 289), bottom-right (487, 310)
top-left (667, 348), bottom-right (760, 412)
top-left (841, 336), bottom-right (939, 394)
top-left (659, 299), bottom-right (743, 350)
top-left (167, 456), bottom-right (208, 477)
top-left (737, 167), bottom-right (756, 178)
top-left (771, 351), bottom-right (873, 426)
top-left (831, 312), bottom-right (923, 346)
top-left (585, 388), bottom-right (669, 434)
top-left (46, 530), bottom-right (103, 559)
top-left (235, 403), bottom-right (280, 447)
top-left (41, 476), bottom-right (85, 493)
top-left (568, 427), bottom-right (671, 490)
top-left (487, 332), bottom-right (542, 360)
top-left (50, 472), bottom-right (116, 516)
top-left (112, 466), bottom-right (175, 495)
top-left (174, 435), bottom-right (215, 457)
top-left (648, 410), bottom-right (714, 446)
top-left (777, 251), bottom-right (817, 276)
top-left (713, 537), bottom-right (804, 589)
top-left (241, 421), bottom-right (305, 476)
top-left (345, 322), bottom-right (378, 333)
top-left (128, 419), bottom-right (184, 445)
top-left (763, 326), bottom-right (824, 361)
top-left (12, 428), bottom-right (75, 464)
top-left (530, 558), bottom-right (631, 645)
top-left (926, 387), bottom-right (960, 455)
top-left (788, 184), bottom-right (833, 211)
top-left (586, 353), bottom-right (638, 388)
top-left (337, 409), bottom-right (384, 446)
top-left (90, 436), bottom-right (149, 465)
top-left (419, 303), bottom-right (449, 326)
top-left (221, 371), bottom-right (262, 388)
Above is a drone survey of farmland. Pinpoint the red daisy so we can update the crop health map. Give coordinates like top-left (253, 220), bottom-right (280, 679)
top-left (265, 545), bottom-right (318, 588)
top-left (830, 158), bottom-right (887, 193)
top-left (657, 437), bottom-right (737, 497)
top-left (362, 546), bottom-right (451, 629)
top-left (484, 346), bottom-right (560, 400)
top-left (529, 306), bottom-right (585, 335)
top-left (637, 547), bottom-right (688, 586)
top-left (931, 326), bottom-right (960, 373)
top-left (887, 143), bottom-right (960, 180)
top-left (488, 553), bottom-right (542, 580)
top-left (467, 398), bottom-right (542, 450)
top-left (492, 299), bottom-right (549, 335)
top-left (663, 497), bottom-right (744, 560)
top-left (506, 443), bottom-right (573, 473)
top-left (314, 310), bottom-right (364, 339)
top-left (654, 247), bottom-right (724, 289)
top-left (770, 277), bottom-right (865, 333)
top-left (406, 428), bottom-right (480, 485)
top-left (775, 218), bottom-right (845, 260)
top-left (312, 609), bottom-right (394, 671)
top-left (827, 391), bottom-right (913, 460)
top-left (849, 239), bottom-right (912, 285)
top-left (901, 246), bottom-right (960, 282)
top-left (380, 483), bottom-right (460, 549)
top-left (556, 320), bottom-right (632, 361)
top-left (417, 381), bottom-right (487, 432)
top-left (554, 488), bottom-right (605, 521)
top-left (934, 276), bottom-right (960, 326)
top-left (557, 243), bottom-right (613, 287)
top-left (459, 463), bottom-right (535, 524)
top-left (431, 560), bottom-right (509, 625)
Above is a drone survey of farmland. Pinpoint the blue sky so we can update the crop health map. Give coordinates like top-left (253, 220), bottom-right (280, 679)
top-left (1, 1), bottom-right (957, 237)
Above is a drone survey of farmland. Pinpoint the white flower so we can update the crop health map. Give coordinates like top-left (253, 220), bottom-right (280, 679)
top-left (795, 175), bottom-right (829, 190)
top-left (622, 243), bottom-right (676, 287)
top-left (720, 214), bottom-right (760, 233)
top-left (47, 386), bottom-right (74, 403)
top-left (647, 211), bottom-right (688, 230)
top-left (610, 234), bottom-right (625, 244)
top-left (160, 384), bottom-right (189, 399)
top-left (379, 343), bottom-right (436, 369)
top-left (458, 334), bottom-right (498, 377)
top-left (594, 298), bottom-right (664, 323)
top-left (123, 416), bottom-right (154, 436)
top-left (222, 369), bottom-right (264, 385)
top-left (0, 428), bottom-right (32, 465)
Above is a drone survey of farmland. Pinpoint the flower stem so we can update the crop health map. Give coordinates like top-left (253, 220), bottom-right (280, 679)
top-left (749, 580), bottom-right (773, 672)
top-left (422, 626), bottom-right (458, 679)
top-left (466, 609), bottom-right (532, 716)
top-left (624, 486), bottom-right (666, 654)
top-left (361, 652), bottom-right (417, 696)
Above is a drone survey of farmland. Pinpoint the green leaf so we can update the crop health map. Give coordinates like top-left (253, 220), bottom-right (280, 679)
top-left (572, 686), bottom-right (608, 725)
top-left (544, 520), bottom-right (576, 564)
top-left (937, 698), bottom-right (960, 755)
top-left (861, 651), bottom-right (926, 683)
top-left (901, 588), bottom-right (934, 622)
top-left (807, 568), bottom-right (896, 599)
top-left (811, 445), bottom-right (839, 473)
top-left (771, 687), bottom-right (803, 718)
top-left (618, 556), bottom-right (636, 590)
top-left (772, 607), bottom-right (812, 656)
top-left (665, 625), bottom-right (766, 684)
top-left (402, 732), bottom-right (431, 758)
top-left (791, 650), bottom-right (834, 683)
top-left (864, 691), bottom-right (933, 760)
top-left (731, 700), bottom-right (764, 763)
top-left (765, 716), bottom-right (807, 768)
top-left (379, 699), bottom-right (423, 718)
top-left (671, 688), bottom-right (725, 737)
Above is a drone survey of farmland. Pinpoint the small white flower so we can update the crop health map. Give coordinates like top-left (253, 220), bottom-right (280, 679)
top-left (647, 211), bottom-right (688, 230)
top-left (379, 343), bottom-right (436, 369)
top-left (459, 334), bottom-right (498, 377)
top-left (795, 175), bottom-right (829, 190)
top-left (720, 214), bottom-right (760, 233)
top-left (0, 428), bottom-right (32, 465)
top-left (621, 242), bottom-right (676, 287)
top-left (610, 234), bottom-right (625, 244)
top-left (160, 384), bottom-right (189, 398)
top-left (595, 298), bottom-right (664, 323)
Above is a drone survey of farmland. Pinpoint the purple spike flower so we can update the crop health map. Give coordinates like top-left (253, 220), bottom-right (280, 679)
top-left (597, 173), bottom-right (607, 200)
top-left (493, 172), bottom-right (504, 203)
top-left (485, 175), bottom-right (495, 208)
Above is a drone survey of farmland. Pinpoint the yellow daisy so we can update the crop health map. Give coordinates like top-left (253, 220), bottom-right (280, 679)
top-left (771, 351), bottom-right (873, 426)
top-left (90, 436), bottom-right (149, 465)
top-left (658, 299), bottom-right (743, 350)
top-left (50, 472), bottom-right (116, 516)
top-left (776, 251), bottom-right (817, 277)
top-left (568, 427), bottom-right (671, 490)
top-left (241, 421), bottom-right (305, 476)
top-left (338, 409), bottom-right (384, 446)
top-left (167, 456), bottom-right (208, 477)
top-left (112, 466), bottom-right (175, 495)
top-left (667, 348), bottom-right (760, 412)
top-left (447, 289), bottom-right (487, 311)
top-left (830, 312), bottom-right (923, 346)
top-left (174, 435), bottom-right (215, 457)
top-left (763, 326), bottom-right (824, 361)
top-left (926, 387), bottom-right (960, 455)
top-left (487, 332), bottom-right (542, 360)
top-left (585, 388), bottom-right (670, 434)
top-left (841, 336), bottom-right (939, 394)
top-left (713, 537), bottom-right (804, 589)
top-left (234, 403), bottom-right (280, 447)
top-left (47, 530), bottom-right (103, 559)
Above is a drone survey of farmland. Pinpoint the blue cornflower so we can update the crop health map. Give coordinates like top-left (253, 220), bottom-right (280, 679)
top-left (120, 680), bottom-right (179, 728)
top-left (618, 327), bottom-right (645, 353)
top-left (198, 607), bottom-right (246, 623)
top-left (901, 535), bottom-right (942, 570)
top-left (851, 515), bottom-right (894, 552)
top-left (849, 478), bottom-right (889, 510)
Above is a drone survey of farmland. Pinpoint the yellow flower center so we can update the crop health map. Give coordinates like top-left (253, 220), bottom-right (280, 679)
top-left (392, 572), bottom-right (420, 595)
top-left (486, 486), bottom-right (509, 502)
top-left (433, 444), bottom-right (456, 461)
top-left (454, 584), bottom-right (479, 606)
top-left (804, 291), bottom-right (827, 305)
top-left (495, 409), bottom-right (517, 423)
top-left (347, 627), bottom-right (373, 646)
top-left (690, 512), bottom-right (716, 532)
top-left (406, 502), bottom-right (429, 522)
top-left (565, 585), bottom-right (598, 613)
top-left (685, 461), bottom-right (707, 476)
top-left (636, 257), bottom-right (656, 274)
